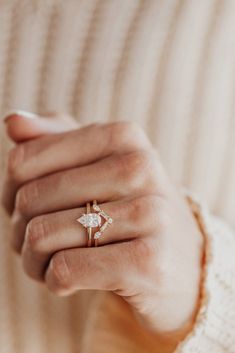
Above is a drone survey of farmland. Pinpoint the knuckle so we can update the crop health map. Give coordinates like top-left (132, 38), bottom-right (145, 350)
top-left (15, 187), bottom-right (30, 216)
top-left (128, 196), bottom-right (156, 229)
top-left (89, 122), bottom-right (103, 130)
top-left (130, 238), bottom-right (156, 274)
top-left (107, 121), bottom-right (148, 150)
top-left (128, 197), bottom-right (147, 225)
top-left (112, 121), bottom-right (139, 136)
top-left (129, 195), bottom-right (170, 234)
top-left (24, 216), bottom-right (48, 254)
top-left (47, 251), bottom-right (72, 294)
top-left (118, 150), bottom-right (153, 186)
top-left (133, 238), bottom-right (154, 258)
top-left (15, 182), bottom-right (38, 216)
top-left (7, 145), bottom-right (25, 182)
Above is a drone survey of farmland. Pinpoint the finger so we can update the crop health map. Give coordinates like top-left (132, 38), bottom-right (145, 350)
top-left (44, 237), bottom-right (153, 296)
top-left (3, 122), bottom-right (150, 214)
top-left (2, 111), bottom-right (79, 214)
top-left (9, 121), bottom-right (149, 182)
top-left (11, 151), bottom-right (156, 252)
top-left (14, 150), bottom-right (154, 218)
top-left (21, 196), bottom-right (157, 282)
top-left (4, 110), bottom-right (78, 142)
top-left (8, 121), bottom-right (149, 183)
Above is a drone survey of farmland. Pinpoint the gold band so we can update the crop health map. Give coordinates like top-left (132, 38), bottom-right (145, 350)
top-left (93, 200), bottom-right (99, 247)
top-left (86, 202), bottom-right (92, 247)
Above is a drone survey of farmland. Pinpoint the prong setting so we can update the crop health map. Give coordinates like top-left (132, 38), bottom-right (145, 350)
top-left (77, 201), bottom-right (113, 245)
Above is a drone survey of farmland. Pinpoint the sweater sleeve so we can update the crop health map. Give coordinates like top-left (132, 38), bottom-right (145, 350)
top-left (175, 194), bottom-right (235, 353)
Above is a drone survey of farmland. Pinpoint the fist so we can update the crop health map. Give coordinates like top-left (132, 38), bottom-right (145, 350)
top-left (2, 112), bottom-right (203, 345)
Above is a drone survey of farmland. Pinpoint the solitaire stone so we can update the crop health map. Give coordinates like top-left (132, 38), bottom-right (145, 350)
top-left (77, 213), bottom-right (102, 228)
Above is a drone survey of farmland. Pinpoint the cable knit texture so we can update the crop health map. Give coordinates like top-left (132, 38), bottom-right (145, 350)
top-left (0, 1), bottom-right (235, 352)
top-left (176, 195), bottom-right (235, 352)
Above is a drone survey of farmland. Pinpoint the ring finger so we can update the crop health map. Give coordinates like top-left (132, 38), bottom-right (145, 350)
top-left (21, 196), bottom-right (158, 282)
top-left (12, 150), bottom-right (156, 252)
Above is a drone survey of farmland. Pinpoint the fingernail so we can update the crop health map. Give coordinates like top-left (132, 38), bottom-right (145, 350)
top-left (3, 110), bottom-right (39, 123)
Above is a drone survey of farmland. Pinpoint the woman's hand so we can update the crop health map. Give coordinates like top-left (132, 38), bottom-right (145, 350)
top-left (2, 112), bottom-right (203, 347)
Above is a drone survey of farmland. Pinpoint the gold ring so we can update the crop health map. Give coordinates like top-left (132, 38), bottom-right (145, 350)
top-left (86, 202), bottom-right (92, 247)
top-left (77, 200), bottom-right (113, 247)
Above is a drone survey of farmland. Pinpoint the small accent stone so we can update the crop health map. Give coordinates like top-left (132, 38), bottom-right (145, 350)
top-left (108, 218), bottom-right (113, 224)
top-left (94, 231), bottom-right (101, 239)
top-left (93, 204), bottom-right (100, 211)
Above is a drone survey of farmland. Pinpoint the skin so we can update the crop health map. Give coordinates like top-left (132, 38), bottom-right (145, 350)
top-left (2, 112), bottom-right (204, 351)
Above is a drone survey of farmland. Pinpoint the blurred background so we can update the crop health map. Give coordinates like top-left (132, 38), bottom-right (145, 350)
top-left (0, 0), bottom-right (235, 352)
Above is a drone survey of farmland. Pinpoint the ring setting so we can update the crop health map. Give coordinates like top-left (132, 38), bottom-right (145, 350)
top-left (78, 213), bottom-right (102, 228)
top-left (77, 200), bottom-right (113, 246)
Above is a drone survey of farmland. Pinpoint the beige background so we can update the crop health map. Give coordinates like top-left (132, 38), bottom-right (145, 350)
top-left (0, 0), bottom-right (234, 352)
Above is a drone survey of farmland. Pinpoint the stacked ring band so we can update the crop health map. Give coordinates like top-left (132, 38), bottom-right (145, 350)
top-left (77, 200), bottom-right (113, 247)
top-left (86, 202), bottom-right (92, 247)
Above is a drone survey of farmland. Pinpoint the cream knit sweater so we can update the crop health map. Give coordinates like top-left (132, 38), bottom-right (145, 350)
top-left (0, 1), bottom-right (235, 352)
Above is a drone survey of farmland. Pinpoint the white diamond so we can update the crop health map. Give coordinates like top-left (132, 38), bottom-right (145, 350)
top-left (108, 218), bottom-right (113, 224)
top-left (94, 231), bottom-right (101, 239)
top-left (77, 213), bottom-right (101, 228)
top-left (93, 204), bottom-right (100, 211)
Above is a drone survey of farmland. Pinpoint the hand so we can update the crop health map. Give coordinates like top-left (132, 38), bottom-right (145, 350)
top-left (2, 112), bottom-right (203, 348)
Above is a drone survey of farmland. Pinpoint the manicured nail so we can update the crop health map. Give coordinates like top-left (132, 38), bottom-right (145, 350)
top-left (3, 110), bottom-right (39, 123)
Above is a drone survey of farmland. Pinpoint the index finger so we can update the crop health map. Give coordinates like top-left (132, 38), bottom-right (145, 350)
top-left (2, 121), bottom-right (150, 214)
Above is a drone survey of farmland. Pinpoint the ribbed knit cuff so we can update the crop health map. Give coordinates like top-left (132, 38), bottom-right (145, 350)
top-left (175, 193), bottom-right (235, 353)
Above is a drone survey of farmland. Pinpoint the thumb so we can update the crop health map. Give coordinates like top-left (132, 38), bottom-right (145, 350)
top-left (3, 110), bottom-right (79, 143)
